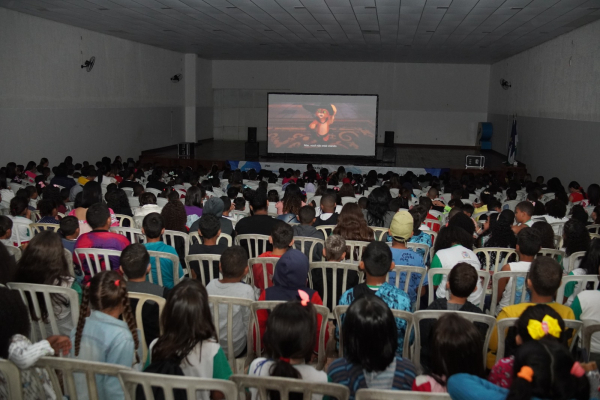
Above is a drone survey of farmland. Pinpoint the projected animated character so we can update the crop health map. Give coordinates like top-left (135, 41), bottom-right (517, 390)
top-left (303, 104), bottom-right (337, 141)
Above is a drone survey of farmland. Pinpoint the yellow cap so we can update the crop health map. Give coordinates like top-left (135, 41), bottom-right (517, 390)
top-left (389, 211), bottom-right (414, 242)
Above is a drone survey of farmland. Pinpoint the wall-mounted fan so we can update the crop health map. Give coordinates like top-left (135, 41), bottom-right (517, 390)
top-left (81, 56), bottom-right (95, 72)
top-left (171, 73), bottom-right (182, 82)
top-left (500, 79), bottom-right (511, 90)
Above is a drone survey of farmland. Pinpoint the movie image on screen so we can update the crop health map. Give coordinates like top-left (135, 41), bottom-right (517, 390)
top-left (267, 93), bottom-right (378, 157)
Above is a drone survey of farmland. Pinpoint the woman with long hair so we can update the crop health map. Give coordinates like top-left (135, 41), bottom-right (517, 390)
top-left (68, 181), bottom-right (118, 236)
top-left (364, 186), bottom-right (395, 228)
top-left (276, 183), bottom-right (305, 215)
top-left (561, 219), bottom-right (591, 272)
top-left (333, 203), bottom-right (374, 242)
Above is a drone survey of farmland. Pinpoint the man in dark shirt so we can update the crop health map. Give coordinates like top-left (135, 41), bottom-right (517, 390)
top-left (50, 164), bottom-right (76, 190)
top-left (145, 169), bottom-right (167, 191)
top-left (235, 191), bottom-right (279, 254)
top-left (189, 214), bottom-right (228, 280)
top-left (118, 168), bottom-right (137, 189)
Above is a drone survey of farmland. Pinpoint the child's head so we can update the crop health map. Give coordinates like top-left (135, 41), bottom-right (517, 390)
top-left (142, 213), bottom-right (165, 239)
top-left (357, 196), bottom-right (368, 209)
top-left (265, 300), bottom-right (316, 370)
top-left (419, 196), bottom-right (433, 211)
top-left (447, 211), bottom-right (476, 238)
top-left (431, 313), bottom-right (484, 381)
top-left (119, 243), bottom-right (150, 280)
top-left (531, 221), bottom-right (555, 249)
top-left (233, 197), bottom-right (246, 211)
top-left (10, 196), bottom-right (29, 217)
top-left (133, 184), bottom-right (145, 197)
top-left (75, 270), bottom-right (139, 360)
top-left (343, 295), bottom-right (397, 372)
top-left (563, 219), bottom-right (591, 256)
top-left (139, 192), bottom-right (157, 206)
top-left (0, 216), bottom-right (12, 240)
top-left (462, 203), bottom-right (475, 217)
top-left (270, 221), bottom-right (294, 250)
top-left (360, 241), bottom-right (394, 278)
top-left (198, 214), bottom-right (221, 239)
top-left (516, 228), bottom-right (541, 257)
top-left (515, 201), bottom-right (534, 223)
top-left (509, 337), bottom-right (589, 400)
top-left (324, 234), bottom-right (346, 262)
top-left (447, 262), bottom-right (478, 298)
top-left (152, 279), bottom-right (216, 363)
top-left (59, 216), bottom-right (79, 239)
top-left (506, 188), bottom-right (517, 201)
top-left (267, 190), bottom-right (279, 203)
top-left (0, 288), bottom-right (31, 358)
top-left (16, 188), bottom-right (30, 201)
top-left (219, 246), bottom-right (248, 279)
top-left (227, 186), bottom-right (239, 200)
top-left (38, 198), bottom-right (57, 218)
top-left (527, 256), bottom-right (563, 298)
top-left (26, 185), bottom-right (38, 200)
top-left (297, 205), bottom-right (316, 225)
top-left (86, 203), bottom-right (111, 230)
top-left (545, 199), bottom-right (566, 219)
top-left (320, 193), bottom-right (337, 213)
top-left (220, 196), bottom-right (232, 213)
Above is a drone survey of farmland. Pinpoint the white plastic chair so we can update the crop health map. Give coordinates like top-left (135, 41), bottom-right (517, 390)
top-left (114, 214), bottom-right (134, 227)
top-left (6, 282), bottom-right (79, 341)
top-left (406, 242), bottom-right (431, 265)
top-left (207, 295), bottom-right (253, 373)
top-left (424, 218), bottom-right (441, 232)
top-left (126, 292), bottom-right (165, 365)
top-left (0, 359), bottom-right (23, 400)
top-left (189, 231), bottom-right (233, 247)
top-left (413, 310), bottom-right (496, 371)
top-left (74, 248), bottom-right (122, 277)
top-left (583, 324), bottom-right (600, 359)
top-left (11, 220), bottom-right (34, 246)
top-left (356, 389), bottom-right (450, 400)
top-left (310, 195), bottom-right (322, 209)
top-left (308, 262), bottom-right (361, 318)
top-left (556, 275), bottom-right (600, 303)
top-left (63, 248), bottom-right (75, 277)
top-left (371, 226), bottom-right (389, 241)
top-left (566, 251), bottom-right (587, 273)
top-left (121, 187), bottom-right (134, 196)
top-left (334, 305), bottom-right (413, 359)
top-left (550, 222), bottom-right (565, 236)
top-left (341, 197), bottom-right (358, 205)
top-left (120, 370), bottom-right (238, 400)
top-left (474, 247), bottom-right (519, 273)
top-left (6, 245), bottom-right (22, 262)
top-left (156, 197), bottom-right (168, 207)
top-left (162, 229), bottom-right (189, 258)
top-left (30, 223), bottom-right (60, 234)
top-left (537, 248), bottom-right (565, 261)
top-left (427, 268), bottom-right (490, 310)
top-left (35, 356), bottom-right (131, 400)
top-left (502, 200), bottom-right (520, 212)
top-left (345, 240), bottom-right (370, 263)
top-left (387, 265), bottom-right (427, 311)
top-left (235, 234), bottom-right (270, 259)
top-left (293, 236), bottom-right (324, 262)
top-left (248, 257), bottom-right (280, 290)
top-left (489, 271), bottom-right (530, 316)
top-left (147, 250), bottom-right (183, 286)
top-left (110, 226), bottom-right (147, 244)
top-left (126, 196), bottom-right (140, 208)
top-left (588, 224), bottom-right (600, 234)
top-left (185, 254), bottom-right (222, 286)
top-left (315, 225), bottom-right (336, 238)
top-left (230, 374), bottom-right (349, 400)
top-left (554, 235), bottom-right (564, 250)
top-left (145, 187), bottom-right (161, 196)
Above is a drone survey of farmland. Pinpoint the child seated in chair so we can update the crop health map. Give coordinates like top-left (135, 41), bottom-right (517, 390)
top-left (59, 216), bottom-right (79, 253)
top-left (206, 246), bottom-right (257, 358)
top-left (142, 213), bottom-right (184, 289)
top-left (37, 199), bottom-right (59, 224)
top-left (0, 215), bottom-right (13, 247)
top-left (252, 221), bottom-right (294, 291)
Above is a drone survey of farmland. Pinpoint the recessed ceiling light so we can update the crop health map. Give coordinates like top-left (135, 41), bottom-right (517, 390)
top-left (38, 7), bottom-right (49, 11)
top-left (98, 7), bottom-right (109, 11)
top-left (482, 31), bottom-right (491, 33)
top-left (365, 6), bottom-right (376, 9)
top-left (426, 30), bottom-right (435, 33)
top-left (264, 29), bottom-right (273, 31)
top-left (163, 29), bottom-right (174, 32)
top-left (362, 30), bottom-right (380, 34)
top-left (226, 6), bottom-right (237, 9)
top-left (588, 7), bottom-right (600, 10)
top-left (260, 43), bottom-right (268, 45)
top-left (294, 6), bottom-right (306, 9)
top-left (213, 29), bottom-right (222, 31)
top-left (317, 29), bottom-right (326, 31)
top-left (404, 45), bottom-right (411, 47)
top-left (540, 31), bottom-right (548, 33)
top-left (161, 7), bottom-right (172, 10)
top-left (437, 6), bottom-right (449, 9)
top-left (510, 7), bottom-right (523, 10)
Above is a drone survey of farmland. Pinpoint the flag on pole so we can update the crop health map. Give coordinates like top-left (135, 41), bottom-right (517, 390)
top-left (507, 116), bottom-right (518, 165)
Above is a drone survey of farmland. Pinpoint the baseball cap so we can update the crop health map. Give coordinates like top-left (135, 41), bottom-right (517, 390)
top-left (389, 211), bottom-right (414, 242)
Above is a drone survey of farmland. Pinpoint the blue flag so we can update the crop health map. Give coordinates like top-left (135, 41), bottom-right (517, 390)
top-left (507, 117), bottom-right (518, 164)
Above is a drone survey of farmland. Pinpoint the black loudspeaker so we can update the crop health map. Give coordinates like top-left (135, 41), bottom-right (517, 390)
top-left (178, 142), bottom-right (195, 159)
top-left (382, 147), bottom-right (396, 163)
top-left (245, 142), bottom-right (259, 160)
top-left (384, 131), bottom-right (395, 147)
top-left (248, 127), bottom-right (257, 143)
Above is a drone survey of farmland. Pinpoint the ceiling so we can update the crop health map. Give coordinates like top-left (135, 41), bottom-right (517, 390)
top-left (2, 0), bottom-right (600, 64)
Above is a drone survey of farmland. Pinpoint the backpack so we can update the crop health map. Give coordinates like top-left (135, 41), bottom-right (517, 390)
top-left (136, 359), bottom-right (187, 400)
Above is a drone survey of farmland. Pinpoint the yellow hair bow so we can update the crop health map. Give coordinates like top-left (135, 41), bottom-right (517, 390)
top-left (527, 315), bottom-right (562, 340)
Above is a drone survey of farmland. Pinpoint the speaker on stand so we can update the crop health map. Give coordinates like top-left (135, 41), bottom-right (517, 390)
top-left (382, 131), bottom-right (396, 164)
top-left (245, 127), bottom-right (259, 160)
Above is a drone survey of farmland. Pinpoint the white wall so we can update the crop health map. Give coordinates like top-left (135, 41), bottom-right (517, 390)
top-left (211, 60), bottom-right (490, 146)
top-left (196, 57), bottom-right (213, 141)
top-left (0, 7), bottom-right (186, 165)
top-left (488, 18), bottom-right (600, 186)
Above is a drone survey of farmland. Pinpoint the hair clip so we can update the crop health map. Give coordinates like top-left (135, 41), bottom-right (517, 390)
top-left (517, 366), bottom-right (534, 382)
top-left (86, 281), bottom-right (91, 287)
top-left (114, 279), bottom-right (120, 287)
top-left (570, 362), bottom-right (585, 378)
top-left (527, 315), bottom-right (562, 340)
top-left (280, 357), bottom-right (290, 363)
top-left (298, 290), bottom-right (310, 306)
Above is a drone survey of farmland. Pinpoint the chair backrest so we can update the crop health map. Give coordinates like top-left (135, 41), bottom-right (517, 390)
top-left (315, 225), bottom-right (336, 238)
top-left (422, 229), bottom-right (438, 246)
top-left (591, 233), bottom-right (600, 240)
top-left (230, 374), bottom-right (350, 400)
top-left (427, 268), bottom-right (490, 310)
top-left (310, 195), bottom-right (322, 209)
top-left (490, 271), bottom-right (530, 316)
top-left (550, 222), bottom-right (565, 236)
top-left (12, 220), bottom-right (34, 246)
top-left (235, 234), bottom-right (270, 259)
top-left (406, 243), bottom-right (431, 266)
top-left (424, 218), bottom-right (441, 232)
top-left (127, 292), bottom-right (165, 365)
top-left (185, 254), bottom-right (222, 286)
top-left (35, 356), bottom-right (131, 400)
top-left (341, 196), bottom-right (358, 205)
top-left (162, 230), bottom-right (189, 258)
top-left (207, 295), bottom-right (254, 373)
top-left (556, 274), bottom-right (600, 301)
top-left (114, 214), bottom-right (135, 227)
top-left (110, 226), bottom-right (147, 244)
top-left (588, 224), bottom-right (600, 234)
top-left (247, 257), bottom-right (280, 290)
top-left (0, 359), bottom-right (23, 400)
top-left (345, 240), bottom-right (370, 263)
top-left (537, 248), bottom-right (565, 261)
top-left (308, 262), bottom-right (361, 317)
top-left (387, 265), bottom-right (427, 311)
top-left (473, 247), bottom-right (519, 273)
top-left (568, 251), bottom-right (587, 273)
top-left (121, 187), bottom-right (134, 196)
top-left (156, 197), bottom-right (168, 207)
top-left (120, 370), bottom-right (238, 400)
top-left (63, 248), bottom-right (75, 277)
top-left (412, 310), bottom-right (496, 371)
top-left (74, 248), bottom-right (122, 277)
top-left (502, 200), bottom-right (520, 212)
top-left (334, 305), bottom-right (413, 359)
top-left (554, 235), bottom-right (564, 250)
top-left (30, 223), bottom-right (60, 234)
top-left (189, 231), bottom-right (233, 247)
top-left (147, 251), bottom-right (182, 286)
top-left (6, 245), bottom-right (22, 262)
top-left (370, 226), bottom-right (389, 241)
top-left (249, 301), bottom-right (329, 371)
top-left (293, 236), bottom-right (324, 262)
top-left (356, 389), bottom-right (451, 400)
top-left (495, 317), bottom-right (517, 364)
top-left (583, 323), bottom-right (600, 357)
top-left (7, 282), bottom-right (80, 341)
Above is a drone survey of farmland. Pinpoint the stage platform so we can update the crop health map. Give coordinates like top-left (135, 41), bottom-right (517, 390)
top-left (139, 140), bottom-right (526, 179)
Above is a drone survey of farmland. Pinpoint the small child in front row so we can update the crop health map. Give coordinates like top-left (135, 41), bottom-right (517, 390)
top-left (59, 216), bottom-right (80, 252)
top-left (206, 246), bottom-right (257, 358)
top-left (72, 270), bottom-right (141, 399)
top-left (253, 221), bottom-right (294, 291)
top-left (37, 199), bottom-right (59, 224)
top-left (0, 215), bottom-right (13, 247)
top-left (248, 301), bottom-right (327, 400)
top-left (142, 213), bottom-right (184, 289)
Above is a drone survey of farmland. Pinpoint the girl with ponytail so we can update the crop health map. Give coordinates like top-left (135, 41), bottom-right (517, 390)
top-left (248, 298), bottom-right (326, 400)
top-left (71, 270), bottom-right (140, 399)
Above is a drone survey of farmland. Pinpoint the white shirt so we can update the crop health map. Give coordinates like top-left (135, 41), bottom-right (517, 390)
top-left (434, 245), bottom-right (483, 304)
top-left (496, 261), bottom-right (531, 316)
top-left (574, 290), bottom-right (600, 353)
